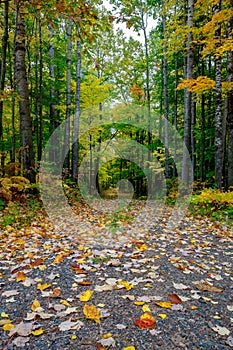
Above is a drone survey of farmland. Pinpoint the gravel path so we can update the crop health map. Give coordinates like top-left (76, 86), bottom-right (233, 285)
top-left (0, 202), bottom-right (232, 349)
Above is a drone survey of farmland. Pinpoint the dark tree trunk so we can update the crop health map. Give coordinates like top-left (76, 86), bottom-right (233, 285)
top-left (227, 0), bottom-right (233, 188)
top-left (63, 19), bottom-right (72, 173)
top-left (14, 1), bottom-right (35, 182)
top-left (72, 40), bottom-right (81, 183)
top-left (0, 0), bottom-right (9, 144)
top-left (182, 0), bottom-right (194, 183)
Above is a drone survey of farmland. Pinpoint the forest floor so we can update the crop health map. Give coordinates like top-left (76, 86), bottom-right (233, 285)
top-left (0, 200), bottom-right (233, 349)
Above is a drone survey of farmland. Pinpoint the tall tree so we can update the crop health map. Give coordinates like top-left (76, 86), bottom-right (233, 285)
top-left (14, 0), bottom-right (35, 182)
top-left (0, 0), bottom-right (9, 145)
top-left (182, 0), bottom-right (194, 183)
top-left (214, 0), bottom-right (224, 189)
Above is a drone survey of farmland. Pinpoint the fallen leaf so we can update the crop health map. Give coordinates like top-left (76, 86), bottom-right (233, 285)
top-left (100, 336), bottom-right (116, 347)
top-left (9, 321), bottom-right (33, 337)
top-left (209, 323), bottom-right (230, 335)
top-left (123, 347), bottom-right (136, 350)
top-left (80, 290), bottom-right (93, 302)
top-left (135, 313), bottom-right (156, 329)
top-left (3, 323), bottom-right (14, 331)
top-left (168, 293), bottom-right (182, 304)
top-left (158, 313), bottom-right (167, 319)
top-left (31, 327), bottom-right (44, 336)
top-left (117, 281), bottom-right (134, 291)
top-left (31, 298), bottom-right (41, 312)
top-left (16, 272), bottom-right (26, 282)
top-left (155, 302), bottom-right (172, 309)
top-left (58, 319), bottom-right (84, 331)
top-left (194, 281), bottom-right (223, 293)
top-left (2, 290), bottom-right (19, 297)
top-left (142, 304), bottom-right (151, 312)
top-left (37, 283), bottom-right (51, 291)
top-left (83, 304), bottom-right (101, 324)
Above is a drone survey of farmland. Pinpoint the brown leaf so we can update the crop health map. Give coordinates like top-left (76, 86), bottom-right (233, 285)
top-left (168, 293), bottom-right (182, 304)
top-left (194, 281), bottom-right (223, 293)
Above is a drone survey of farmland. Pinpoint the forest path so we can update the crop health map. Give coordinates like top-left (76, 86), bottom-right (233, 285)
top-left (0, 202), bottom-right (232, 349)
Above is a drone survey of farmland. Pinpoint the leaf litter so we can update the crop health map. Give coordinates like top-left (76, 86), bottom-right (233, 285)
top-left (0, 201), bottom-right (232, 348)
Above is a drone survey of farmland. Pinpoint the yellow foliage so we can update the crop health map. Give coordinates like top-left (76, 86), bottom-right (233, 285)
top-left (177, 76), bottom-right (215, 93)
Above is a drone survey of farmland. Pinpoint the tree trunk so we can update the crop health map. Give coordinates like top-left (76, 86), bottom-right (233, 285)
top-left (182, 0), bottom-right (194, 183)
top-left (14, 1), bottom-right (35, 182)
top-left (0, 0), bottom-right (9, 144)
top-left (163, 10), bottom-right (169, 179)
top-left (72, 40), bottom-right (81, 183)
top-left (63, 18), bottom-right (72, 174)
top-left (214, 0), bottom-right (224, 189)
top-left (227, 0), bottom-right (233, 188)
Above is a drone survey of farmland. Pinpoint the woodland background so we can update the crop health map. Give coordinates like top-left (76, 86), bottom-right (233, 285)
top-left (0, 0), bottom-right (233, 226)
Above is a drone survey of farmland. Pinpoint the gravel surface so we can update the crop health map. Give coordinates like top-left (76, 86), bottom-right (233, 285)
top-left (0, 202), bottom-right (232, 349)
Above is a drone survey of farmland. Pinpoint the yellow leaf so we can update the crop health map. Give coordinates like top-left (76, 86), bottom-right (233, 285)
top-left (155, 302), bottom-right (172, 309)
top-left (190, 305), bottom-right (198, 310)
top-left (0, 319), bottom-right (12, 326)
top-left (140, 313), bottom-right (156, 322)
top-left (123, 347), bottom-right (136, 350)
top-left (60, 300), bottom-right (71, 306)
top-left (80, 290), bottom-right (93, 302)
top-left (39, 265), bottom-right (47, 271)
top-left (31, 327), bottom-right (44, 336)
top-left (118, 281), bottom-right (134, 291)
top-left (71, 335), bottom-right (77, 340)
top-left (158, 313), bottom-right (167, 319)
top-left (3, 323), bottom-right (14, 331)
top-left (31, 298), bottom-right (41, 311)
top-left (142, 304), bottom-right (151, 312)
top-left (1, 312), bottom-right (9, 318)
top-left (103, 333), bottom-right (113, 338)
top-left (37, 283), bottom-right (51, 291)
top-left (134, 301), bottom-right (145, 306)
top-left (83, 304), bottom-right (101, 324)
top-left (144, 283), bottom-right (153, 288)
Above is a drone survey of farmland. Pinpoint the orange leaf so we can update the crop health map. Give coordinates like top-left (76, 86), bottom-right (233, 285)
top-left (30, 258), bottom-right (43, 267)
top-left (16, 272), bottom-right (26, 282)
top-left (135, 318), bottom-right (156, 329)
top-left (168, 293), bottom-right (182, 304)
top-left (71, 264), bottom-right (87, 274)
top-left (78, 281), bottom-right (92, 285)
top-left (52, 288), bottom-right (61, 297)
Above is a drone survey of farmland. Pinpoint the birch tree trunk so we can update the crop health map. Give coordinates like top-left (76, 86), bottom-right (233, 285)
top-left (163, 8), bottom-right (169, 179)
top-left (214, 0), bottom-right (224, 189)
top-left (14, 1), bottom-right (35, 182)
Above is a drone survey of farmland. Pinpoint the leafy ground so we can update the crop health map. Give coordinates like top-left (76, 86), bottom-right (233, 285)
top-left (0, 200), bottom-right (233, 349)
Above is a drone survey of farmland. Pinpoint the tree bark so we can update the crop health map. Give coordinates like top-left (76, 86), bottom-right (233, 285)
top-left (182, 0), bottom-right (194, 183)
top-left (14, 1), bottom-right (35, 182)
top-left (163, 9), bottom-right (169, 179)
top-left (0, 0), bottom-right (9, 143)
top-left (72, 40), bottom-right (81, 183)
top-left (214, 0), bottom-right (224, 189)
top-left (227, 0), bottom-right (233, 188)
top-left (63, 18), bottom-right (72, 173)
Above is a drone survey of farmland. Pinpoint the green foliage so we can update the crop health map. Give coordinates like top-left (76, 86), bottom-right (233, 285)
top-left (0, 195), bottom-right (43, 229)
top-left (189, 189), bottom-right (233, 225)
